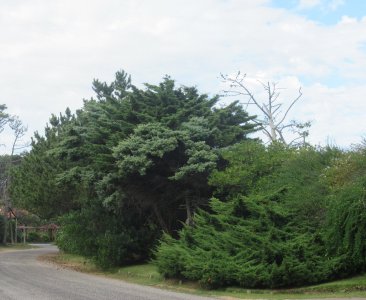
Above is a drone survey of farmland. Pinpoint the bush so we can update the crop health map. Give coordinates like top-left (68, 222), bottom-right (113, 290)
top-left (155, 143), bottom-right (342, 289)
top-left (156, 196), bottom-right (334, 289)
top-left (27, 231), bottom-right (51, 243)
top-left (325, 149), bottom-right (366, 275)
top-left (56, 205), bottom-right (160, 269)
top-left (56, 210), bottom-right (97, 257)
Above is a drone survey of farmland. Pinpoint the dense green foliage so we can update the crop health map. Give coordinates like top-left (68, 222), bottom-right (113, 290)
top-left (26, 231), bottom-right (51, 243)
top-left (8, 70), bottom-right (366, 288)
top-left (11, 70), bottom-right (256, 267)
top-left (325, 143), bottom-right (366, 275)
top-left (156, 141), bottom-right (366, 288)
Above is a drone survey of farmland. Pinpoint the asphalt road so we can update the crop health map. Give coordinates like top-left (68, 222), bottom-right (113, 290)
top-left (0, 244), bottom-right (215, 300)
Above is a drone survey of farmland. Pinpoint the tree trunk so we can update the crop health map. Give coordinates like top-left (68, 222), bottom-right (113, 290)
top-left (9, 219), bottom-right (14, 244)
top-left (152, 203), bottom-right (169, 233)
top-left (2, 212), bottom-right (7, 244)
top-left (268, 113), bottom-right (277, 142)
top-left (15, 218), bottom-right (17, 244)
top-left (185, 197), bottom-right (193, 226)
top-left (2, 183), bottom-right (9, 244)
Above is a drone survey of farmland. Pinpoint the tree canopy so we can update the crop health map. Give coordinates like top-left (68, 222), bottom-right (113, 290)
top-left (11, 70), bottom-right (256, 266)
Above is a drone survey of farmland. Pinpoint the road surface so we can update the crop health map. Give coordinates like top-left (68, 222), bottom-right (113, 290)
top-left (0, 244), bottom-right (215, 300)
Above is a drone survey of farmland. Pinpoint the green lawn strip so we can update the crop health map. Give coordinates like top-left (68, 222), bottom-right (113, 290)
top-left (42, 252), bottom-right (366, 299)
top-left (0, 243), bottom-right (37, 252)
top-left (287, 274), bottom-right (366, 293)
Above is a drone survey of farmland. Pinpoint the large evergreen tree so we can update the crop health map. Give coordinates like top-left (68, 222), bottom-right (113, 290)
top-left (11, 70), bottom-right (256, 266)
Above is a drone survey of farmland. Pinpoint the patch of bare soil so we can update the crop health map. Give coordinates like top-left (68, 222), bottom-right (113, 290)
top-left (38, 253), bottom-right (86, 272)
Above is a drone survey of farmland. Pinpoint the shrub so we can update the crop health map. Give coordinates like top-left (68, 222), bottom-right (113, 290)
top-left (56, 205), bottom-right (159, 269)
top-left (27, 231), bottom-right (51, 243)
top-left (155, 143), bottom-right (342, 289)
top-left (156, 196), bottom-right (334, 289)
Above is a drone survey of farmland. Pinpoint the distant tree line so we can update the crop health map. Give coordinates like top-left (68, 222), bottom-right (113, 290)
top-left (0, 106), bottom-right (27, 244)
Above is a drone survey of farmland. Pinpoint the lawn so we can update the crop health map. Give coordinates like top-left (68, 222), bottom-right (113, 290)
top-left (42, 252), bottom-right (366, 299)
top-left (0, 243), bottom-right (36, 252)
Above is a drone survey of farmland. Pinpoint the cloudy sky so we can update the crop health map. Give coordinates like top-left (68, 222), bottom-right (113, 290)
top-left (0, 0), bottom-right (365, 153)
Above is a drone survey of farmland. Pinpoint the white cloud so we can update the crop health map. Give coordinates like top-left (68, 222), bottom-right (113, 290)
top-left (297, 83), bottom-right (366, 147)
top-left (297, 0), bottom-right (345, 11)
top-left (298, 0), bottom-right (322, 9)
top-left (329, 0), bottom-right (345, 11)
top-left (0, 0), bottom-right (365, 153)
top-left (339, 15), bottom-right (358, 25)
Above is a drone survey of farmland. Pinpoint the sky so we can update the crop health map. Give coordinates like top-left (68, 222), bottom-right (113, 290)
top-left (0, 0), bottom-right (365, 153)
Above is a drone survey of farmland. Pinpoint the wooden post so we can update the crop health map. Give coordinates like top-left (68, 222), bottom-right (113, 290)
top-left (23, 227), bottom-right (26, 244)
top-left (15, 218), bottom-right (17, 244)
top-left (9, 219), bottom-right (14, 244)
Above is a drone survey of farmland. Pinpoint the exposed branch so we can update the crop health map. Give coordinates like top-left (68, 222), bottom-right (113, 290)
top-left (277, 87), bottom-right (302, 127)
top-left (221, 72), bottom-right (308, 146)
top-left (221, 73), bottom-right (268, 117)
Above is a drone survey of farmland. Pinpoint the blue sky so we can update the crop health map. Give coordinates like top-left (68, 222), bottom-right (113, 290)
top-left (271, 0), bottom-right (366, 25)
top-left (271, 0), bottom-right (366, 89)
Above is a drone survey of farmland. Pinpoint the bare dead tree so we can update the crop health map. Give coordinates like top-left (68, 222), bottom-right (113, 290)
top-left (9, 117), bottom-right (28, 156)
top-left (0, 105), bottom-right (10, 148)
top-left (221, 71), bottom-right (310, 146)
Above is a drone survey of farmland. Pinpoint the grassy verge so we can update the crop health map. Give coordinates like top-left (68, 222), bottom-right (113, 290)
top-left (42, 252), bottom-right (366, 299)
top-left (0, 243), bottom-right (37, 252)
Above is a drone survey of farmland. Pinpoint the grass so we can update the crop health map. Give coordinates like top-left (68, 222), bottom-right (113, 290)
top-left (287, 274), bottom-right (366, 293)
top-left (0, 243), bottom-right (37, 252)
top-left (42, 252), bottom-right (366, 299)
